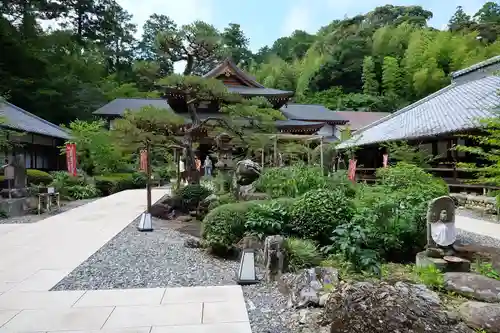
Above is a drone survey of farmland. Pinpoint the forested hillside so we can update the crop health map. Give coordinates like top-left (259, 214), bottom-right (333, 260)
top-left (1, 1), bottom-right (499, 126)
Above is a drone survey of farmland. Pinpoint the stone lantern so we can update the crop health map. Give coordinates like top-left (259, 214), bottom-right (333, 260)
top-left (214, 133), bottom-right (234, 193)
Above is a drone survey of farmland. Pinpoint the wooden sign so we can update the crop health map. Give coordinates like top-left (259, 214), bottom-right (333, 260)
top-left (348, 159), bottom-right (357, 183)
top-left (65, 143), bottom-right (77, 176)
top-left (139, 149), bottom-right (148, 171)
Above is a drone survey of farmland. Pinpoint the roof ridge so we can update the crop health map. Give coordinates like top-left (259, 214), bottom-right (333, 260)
top-left (351, 83), bottom-right (458, 136)
top-left (3, 101), bottom-right (70, 135)
top-left (451, 55), bottom-right (500, 79)
top-left (203, 58), bottom-right (265, 88)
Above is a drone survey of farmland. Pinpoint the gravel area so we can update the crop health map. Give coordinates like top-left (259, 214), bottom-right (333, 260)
top-left (0, 199), bottom-right (97, 224)
top-left (456, 206), bottom-right (499, 224)
top-left (51, 217), bottom-right (292, 333)
top-left (457, 228), bottom-right (500, 248)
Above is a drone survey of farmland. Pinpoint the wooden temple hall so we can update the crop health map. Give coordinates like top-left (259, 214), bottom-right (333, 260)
top-left (337, 55), bottom-right (500, 193)
top-left (94, 58), bottom-right (388, 161)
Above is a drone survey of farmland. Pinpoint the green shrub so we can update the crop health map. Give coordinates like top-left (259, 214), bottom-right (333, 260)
top-left (290, 189), bottom-right (354, 244)
top-left (94, 173), bottom-right (141, 196)
top-left (49, 171), bottom-right (86, 198)
top-left (207, 193), bottom-right (237, 210)
top-left (352, 163), bottom-right (449, 263)
top-left (285, 237), bottom-right (322, 271)
top-left (67, 184), bottom-right (100, 200)
top-left (245, 198), bottom-right (295, 239)
top-left (412, 265), bottom-right (444, 290)
top-left (202, 200), bottom-right (261, 254)
top-left (254, 165), bottom-right (334, 198)
top-left (177, 184), bottom-right (212, 211)
top-left (27, 169), bottom-right (53, 185)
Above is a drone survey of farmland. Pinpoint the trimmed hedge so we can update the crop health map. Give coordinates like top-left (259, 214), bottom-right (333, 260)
top-left (202, 200), bottom-right (262, 254)
top-left (0, 169), bottom-right (53, 187)
top-left (94, 172), bottom-right (146, 196)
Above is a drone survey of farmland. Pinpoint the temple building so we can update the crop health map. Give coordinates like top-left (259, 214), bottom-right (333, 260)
top-left (94, 58), bottom-right (388, 144)
top-left (337, 55), bottom-right (500, 192)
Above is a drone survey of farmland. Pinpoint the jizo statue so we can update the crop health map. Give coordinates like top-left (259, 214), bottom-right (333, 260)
top-left (426, 196), bottom-right (457, 257)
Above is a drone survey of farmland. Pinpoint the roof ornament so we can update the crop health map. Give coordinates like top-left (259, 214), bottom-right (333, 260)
top-left (223, 67), bottom-right (233, 77)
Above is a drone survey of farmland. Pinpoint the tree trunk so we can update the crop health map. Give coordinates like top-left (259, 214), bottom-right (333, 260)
top-left (183, 134), bottom-right (200, 184)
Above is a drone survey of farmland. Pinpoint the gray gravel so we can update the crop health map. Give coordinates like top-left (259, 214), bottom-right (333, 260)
top-left (456, 207), bottom-right (500, 224)
top-left (51, 217), bottom-right (291, 333)
top-left (457, 228), bottom-right (500, 248)
top-left (0, 199), bottom-right (97, 224)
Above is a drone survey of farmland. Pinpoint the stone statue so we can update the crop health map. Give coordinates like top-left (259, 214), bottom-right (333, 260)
top-left (417, 196), bottom-right (470, 272)
top-left (235, 159), bottom-right (261, 186)
top-left (426, 196), bottom-right (457, 257)
top-left (264, 235), bottom-right (286, 283)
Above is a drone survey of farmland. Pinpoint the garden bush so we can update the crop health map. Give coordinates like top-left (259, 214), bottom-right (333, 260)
top-left (325, 163), bottom-right (450, 274)
top-left (245, 197), bottom-right (295, 239)
top-left (285, 237), bottom-right (322, 271)
top-left (94, 172), bottom-right (144, 196)
top-left (66, 184), bottom-right (100, 200)
top-left (290, 188), bottom-right (354, 244)
top-left (26, 169), bottom-right (53, 185)
top-left (254, 164), bottom-right (334, 198)
top-left (177, 184), bottom-right (212, 212)
top-left (202, 200), bottom-right (262, 255)
top-left (207, 193), bottom-right (237, 210)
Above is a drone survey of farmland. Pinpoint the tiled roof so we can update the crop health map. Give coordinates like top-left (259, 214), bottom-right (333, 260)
top-left (280, 104), bottom-right (348, 123)
top-left (334, 111), bottom-right (391, 131)
top-left (337, 75), bottom-right (500, 149)
top-left (204, 58), bottom-right (265, 87)
top-left (451, 56), bottom-right (500, 79)
top-left (93, 98), bottom-right (170, 116)
top-left (275, 120), bottom-right (325, 127)
top-left (0, 101), bottom-right (70, 139)
top-left (227, 86), bottom-right (293, 96)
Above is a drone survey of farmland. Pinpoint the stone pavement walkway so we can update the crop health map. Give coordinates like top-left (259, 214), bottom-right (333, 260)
top-left (456, 214), bottom-right (500, 240)
top-left (0, 189), bottom-right (252, 333)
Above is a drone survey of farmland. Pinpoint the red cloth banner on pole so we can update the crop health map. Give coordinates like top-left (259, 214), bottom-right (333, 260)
top-left (139, 149), bottom-right (148, 172)
top-left (348, 159), bottom-right (357, 182)
top-left (383, 154), bottom-right (388, 168)
top-left (65, 143), bottom-right (77, 176)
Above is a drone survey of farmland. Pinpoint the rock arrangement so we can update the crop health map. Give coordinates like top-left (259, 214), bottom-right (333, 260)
top-left (451, 193), bottom-right (497, 215)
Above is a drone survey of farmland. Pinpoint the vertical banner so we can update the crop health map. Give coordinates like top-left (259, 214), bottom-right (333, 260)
top-left (65, 143), bottom-right (77, 176)
top-left (139, 149), bottom-right (148, 172)
top-left (383, 154), bottom-right (389, 168)
top-left (348, 159), bottom-right (357, 182)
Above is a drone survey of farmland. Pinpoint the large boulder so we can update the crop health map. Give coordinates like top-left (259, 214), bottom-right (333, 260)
top-left (323, 281), bottom-right (472, 333)
top-left (235, 159), bottom-right (261, 186)
top-left (459, 301), bottom-right (500, 333)
top-left (278, 267), bottom-right (339, 309)
top-left (444, 272), bottom-right (500, 302)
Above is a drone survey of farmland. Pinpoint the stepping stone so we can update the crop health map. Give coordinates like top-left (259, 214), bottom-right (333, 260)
top-left (444, 272), bottom-right (500, 302)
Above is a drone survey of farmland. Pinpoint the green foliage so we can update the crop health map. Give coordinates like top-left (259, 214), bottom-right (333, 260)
top-left (382, 141), bottom-right (434, 168)
top-left (207, 193), bottom-right (238, 210)
top-left (63, 120), bottom-right (125, 176)
top-left (26, 169), bottom-right (53, 186)
top-left (285, 238), bottom-right (323, 271)
top-left (254, 165), bottom-right (333, 198)
top-left (94, 173), bottom-right (145, 196)
top-left (244, 198), bottom-right (295, 239)
top-left (290, 189), bottom-right (355, 244)
top-left (67, 184), bottom-right (100, 200)
top-left (177, 184), bottom-right (212, 211)
top-left (202, 201), bottom-right (262, 254)
top-left (362, 56), bottom-right (379, 96)
top-left (474, 261), bottom-right (500, 280)
top-left (412, 265), bottom-right (445, 290)
top-left (456, 113), bottom-right (500, 185)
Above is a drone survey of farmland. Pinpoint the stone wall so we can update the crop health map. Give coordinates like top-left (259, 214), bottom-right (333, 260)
top-left (450, 193), bottom-right (497, 214)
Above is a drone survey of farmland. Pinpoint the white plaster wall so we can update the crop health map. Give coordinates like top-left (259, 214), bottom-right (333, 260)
top-left (317, 124), bottom-right (334, 136)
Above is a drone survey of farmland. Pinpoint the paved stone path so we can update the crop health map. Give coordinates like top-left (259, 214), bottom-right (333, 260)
top-left (456, 214), bottom-right (500, 240)
top-left (0, 189), bottom-right (252, 333)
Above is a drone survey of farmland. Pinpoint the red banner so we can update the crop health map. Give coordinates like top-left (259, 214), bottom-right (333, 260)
top-left (139, 149), bottom-right (148, 172)
top-left (383, 154), bottom-right (388, 168)
top-left (65, 143), bottom-right (77, 176)
top-left (348, 159), bottom-right (357, 183)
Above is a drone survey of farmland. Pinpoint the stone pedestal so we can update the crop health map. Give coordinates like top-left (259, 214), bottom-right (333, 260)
top-left (416, 251), bottom-right (471, 272)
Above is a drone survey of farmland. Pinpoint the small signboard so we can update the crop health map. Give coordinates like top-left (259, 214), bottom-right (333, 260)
top-left (47, 187), bottom-right (55, 194)
top-left (4, 165), bottom-right (14, 180)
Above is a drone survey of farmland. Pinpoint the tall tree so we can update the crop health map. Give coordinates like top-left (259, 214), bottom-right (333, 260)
top-left (362, 56), bottom-right (379, 96)
top-left (448, 6), bottom-right (473, 32)
top-left (382, 56), bottom-right (401, 98)
top-left (138, 13), bottom-right (176, 75)
top-left (221, 23), bottom-right (252, 67)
